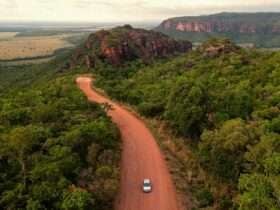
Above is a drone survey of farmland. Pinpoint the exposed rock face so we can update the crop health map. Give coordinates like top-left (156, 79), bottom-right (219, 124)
top-left (70, 25), bottom-right (192, 68)
top-left (155, 13), bottom-right (280, 48)
top-left (156, 13), bottom-right (280, 34)
top-left (162, 20), bottom-right (261, 34)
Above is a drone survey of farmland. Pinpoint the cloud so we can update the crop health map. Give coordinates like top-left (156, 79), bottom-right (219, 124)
top-left (0, 0), bottom-right (18, 9)
top-left (72, 0), bottom-right (95, 8)
top-left (141, 2), bottom-right (280, 18)
top-left (0, 0), bottom-right (280, 22)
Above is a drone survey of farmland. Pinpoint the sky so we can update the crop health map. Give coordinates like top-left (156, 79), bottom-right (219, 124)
top-left (1, 0), bottom-right (280, 23)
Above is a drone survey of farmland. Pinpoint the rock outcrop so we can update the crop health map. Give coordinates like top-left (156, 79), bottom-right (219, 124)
top-left (156, 13), bottom-right (280, 34)
top-left (70, 25), bottom-right (192, 68)
top-left (154, 12), bottom-right (280, 48)
top-left (161, 20), bottom-right (263, 34)
top-left (198, 38), bottom-right (241, 58)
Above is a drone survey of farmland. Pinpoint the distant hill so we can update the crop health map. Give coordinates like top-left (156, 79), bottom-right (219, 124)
top-left (69, 25), bottom-right (192, 68)
top-left (155, 12), bottom-right (280, 48)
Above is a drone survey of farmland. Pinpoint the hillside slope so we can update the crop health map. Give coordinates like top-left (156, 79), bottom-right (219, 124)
top-left (69, 25), bottom-right (192, 68)
top-left (0, 63), bottom-right (121, 210)
top-left (155, 12), bottom-right (280, 47)
top-left (94, 38), bottom-right (280, 209)
top-left (0, 25), bottom-right (192, 210)
top-left (77, 77), bottom-right (185, 210)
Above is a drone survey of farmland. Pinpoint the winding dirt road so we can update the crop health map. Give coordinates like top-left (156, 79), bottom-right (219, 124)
top-left (77, 76), bottom-right (180, 210)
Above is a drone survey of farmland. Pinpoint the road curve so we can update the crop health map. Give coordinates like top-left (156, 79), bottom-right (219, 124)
top-left (76, 76), bottom-right (180, 210)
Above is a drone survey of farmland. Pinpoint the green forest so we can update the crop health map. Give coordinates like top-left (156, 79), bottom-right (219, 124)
top-left (0, 61), bottom-right (121, 209)
top-left (1, 35), bottom-right (279, 210)
top-left (93, 39), bottom-right (280, 209)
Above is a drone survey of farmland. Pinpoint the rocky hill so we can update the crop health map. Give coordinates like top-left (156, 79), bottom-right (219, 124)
top-left (155, 12), bottom-right (280, 47)
top-left (69, 25), bottom-right (192, 68)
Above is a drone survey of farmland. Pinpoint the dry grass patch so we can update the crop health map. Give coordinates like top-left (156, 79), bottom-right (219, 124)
top-left (0, 32), bottom-right (18, 40)
top-left (0, 34), bottom-right (73, 60)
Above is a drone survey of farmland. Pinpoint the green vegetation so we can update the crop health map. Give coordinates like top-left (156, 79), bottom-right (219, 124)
top-left (0, 61), bottom-right (120, 209)
top-left (16, 30), bottom-right (81, 37)
top-left (1, 26), bottom-right (279, 209)
top-left (93, 38), bottom-right (280, 209)
top-left (0, 52), bottom-right (69, 93)
top-left (159, 31), bottom-right (280, 48)
top-left (167, 12), bottom-right (280, 24)
top-left (64, 33), bottom-right (90, 46)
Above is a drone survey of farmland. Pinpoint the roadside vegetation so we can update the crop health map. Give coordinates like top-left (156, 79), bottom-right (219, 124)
top-left (1, 30), bottom-right (279, 209)
top-left (93, 38), bottom-right (280, 209)
top-left (0, 61), bottom-right (121, 209)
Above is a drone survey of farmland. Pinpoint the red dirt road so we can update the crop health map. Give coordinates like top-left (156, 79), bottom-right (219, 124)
top-left (77, 76), bottom-right (180, 210)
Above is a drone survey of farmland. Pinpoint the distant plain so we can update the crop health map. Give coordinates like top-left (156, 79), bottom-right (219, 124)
top-left (0, 34), bottom-right (75, 61)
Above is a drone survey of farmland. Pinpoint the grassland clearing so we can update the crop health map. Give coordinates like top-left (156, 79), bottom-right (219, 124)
top-left (0, 32), bottom-right (18, 40)
top-left (0, 34), bottom-right (76, 61)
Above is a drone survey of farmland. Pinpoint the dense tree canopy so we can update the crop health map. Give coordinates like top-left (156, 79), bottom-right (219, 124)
top-left (94, 39), bottom-right (280, 209)
top-left (0, 72), bottom-right (120, 210)
top-left (1, 37), bottom-right (279, 209)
